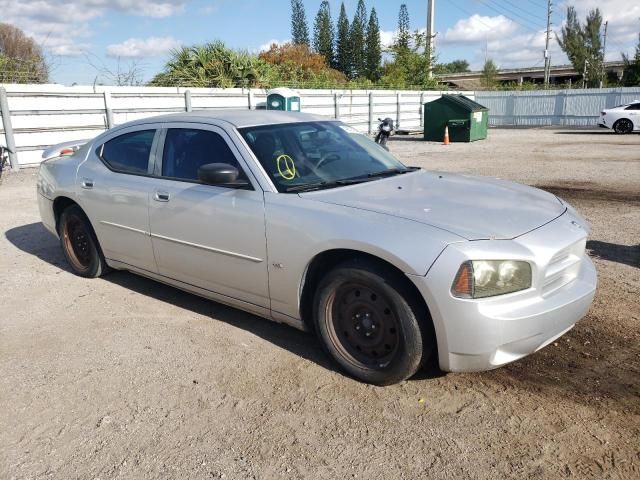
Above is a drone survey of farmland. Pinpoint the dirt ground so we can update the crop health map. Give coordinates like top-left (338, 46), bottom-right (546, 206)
top-left (1, 128), bottom-right (638, 479)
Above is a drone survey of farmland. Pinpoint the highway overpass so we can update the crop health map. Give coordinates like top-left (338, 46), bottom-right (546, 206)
top-left (437, 61), bottom-right (626, 89)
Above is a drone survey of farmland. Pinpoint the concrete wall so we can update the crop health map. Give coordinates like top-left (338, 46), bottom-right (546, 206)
top-left (476, 87), bottom-right (640, 127)
top-left (0, 84), bottom-right (470, 167)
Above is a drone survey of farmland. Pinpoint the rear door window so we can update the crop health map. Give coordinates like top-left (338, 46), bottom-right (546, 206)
top-left (99, 130), bottom-right (155, 174)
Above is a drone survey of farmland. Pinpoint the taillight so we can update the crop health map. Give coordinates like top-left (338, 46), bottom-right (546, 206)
top-left (59, 147), bottom-right (75, 156)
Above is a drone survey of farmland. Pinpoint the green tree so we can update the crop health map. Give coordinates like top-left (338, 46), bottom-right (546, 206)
top-left (0, 23), bottom-right (48, 83)
top-left (622, 33), bottom-right (640, 86)
top-left (557, 7), bottom-right (603, 87)
top-left (335, 3), bottom-right (351, 76)
top-left (313, 1), bottom-right (334, 68)
top-left (433, 59), bottom-right (470, 74)
top-left (291, 0), bottom-right (310, 46)
top-left (481, 59), bottom-right (498, 89)
top-left (382, 31), bottom-right (438, 89)
top-left (396, 4), bottom-right (411, 53)
top-left (365, 8), bottom-right (381, 81)
top-left (350, 0), bottom-right (367, 78)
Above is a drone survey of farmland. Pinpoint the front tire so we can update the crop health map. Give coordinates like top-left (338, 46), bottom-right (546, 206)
top-left (314, 260), bottom-right (432, 385)
top-left (58, 205), bottom-right (109, 278)
top-left (613, 118), bottom-right (634, 134)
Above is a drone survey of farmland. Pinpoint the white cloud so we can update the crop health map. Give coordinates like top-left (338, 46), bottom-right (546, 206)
top-left (0, 0), bottom-right (188, 56)
top-left (107, 36), bottom-right (181, 58)
top-left (380, 31), bottom-right (395, 49)
top-left (441, 15), bottom-right (519, 44)
top-left (258, 39), bottom-right (290, 52)
top-left (439, 2), bottom-right (639, 70)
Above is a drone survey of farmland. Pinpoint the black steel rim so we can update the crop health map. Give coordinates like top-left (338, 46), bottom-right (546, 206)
top-left (326, 282), bottom-right (401, 368)
top-left (63, 215), bottom-right (92, 271)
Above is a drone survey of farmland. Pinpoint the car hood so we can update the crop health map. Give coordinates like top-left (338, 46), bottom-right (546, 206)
top-left (300, 170), bottom-right (566, 240)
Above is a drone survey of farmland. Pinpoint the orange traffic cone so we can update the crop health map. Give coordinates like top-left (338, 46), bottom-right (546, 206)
top-left (443, 125), bottom-right (450, 145)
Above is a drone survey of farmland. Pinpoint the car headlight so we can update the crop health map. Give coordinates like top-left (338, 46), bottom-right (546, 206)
top-left (451, 260), bottom-right (532, 299)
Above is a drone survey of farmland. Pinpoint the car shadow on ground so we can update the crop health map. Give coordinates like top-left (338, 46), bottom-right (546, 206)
top-left (5, 222), bottom-right (447, 383)
top-left (587, 240), bottom-right (640, 268)
top-left (4, 222), bottom-right (340, 375)
top-left (553, 130), bottom-right (617, 135)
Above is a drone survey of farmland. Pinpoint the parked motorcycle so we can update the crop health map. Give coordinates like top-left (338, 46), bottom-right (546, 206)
top-left (375, 117), bottom-right (394, 148)
top-left (0, 145), bottom-right (12, 172)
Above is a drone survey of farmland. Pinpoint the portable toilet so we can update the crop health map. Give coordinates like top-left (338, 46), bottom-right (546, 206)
top-left (266, 88), bottom-right (301, 112)
top-left (423, 94), bottom-right (489, 142)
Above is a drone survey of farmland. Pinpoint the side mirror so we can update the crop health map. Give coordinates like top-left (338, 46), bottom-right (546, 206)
top-left (197, 163), bottom-right (249, 188)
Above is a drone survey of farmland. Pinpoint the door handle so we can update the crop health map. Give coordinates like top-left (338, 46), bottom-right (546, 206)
top-left (154, 191), bottom-right (170, 202)
top-left (81, 178), bottom-right (94, 189)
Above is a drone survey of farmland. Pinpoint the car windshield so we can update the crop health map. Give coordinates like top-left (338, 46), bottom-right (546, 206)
top-left (239, 121), bottom-right (415, 192)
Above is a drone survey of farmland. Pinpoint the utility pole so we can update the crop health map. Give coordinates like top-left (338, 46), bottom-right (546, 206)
top-left (600, 20), bottom-right (608, 88)
top-left (583, 60), bottom-right (589, 89)
top-left (543, 0), bottom-right (552, 87)
top-left (426, 0), bottom-right (435, 79)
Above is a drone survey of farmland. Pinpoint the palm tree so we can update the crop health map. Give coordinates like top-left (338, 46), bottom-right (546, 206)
top-left (150, 41), bottom-right (269, 88)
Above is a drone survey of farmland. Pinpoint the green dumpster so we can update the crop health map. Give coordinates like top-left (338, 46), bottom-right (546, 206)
top-left (423, 94), bottom-right (488, 142)
top-left (266, 88), bottom-right (301, 112)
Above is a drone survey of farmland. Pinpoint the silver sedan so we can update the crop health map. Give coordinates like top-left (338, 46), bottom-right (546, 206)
top-left (37, 111), bottom-right (597, 385)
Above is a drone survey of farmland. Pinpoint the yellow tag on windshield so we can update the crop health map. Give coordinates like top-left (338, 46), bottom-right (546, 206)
top-left (276, 154), bottom-right (296, 180)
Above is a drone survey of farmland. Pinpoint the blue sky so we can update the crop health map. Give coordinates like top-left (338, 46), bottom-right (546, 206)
top-left (3, 0), bottom-right (638, 85)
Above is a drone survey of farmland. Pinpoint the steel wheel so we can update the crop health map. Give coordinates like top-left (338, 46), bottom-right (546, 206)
top-left (58, 204), bottom-right (109, 278)
top-left (62, 214), bottom-right (92, 272)
top-left (314, 260), bottom-right (432, 385)
top-left (326, 282), bottom-right (401, 369)
top-left (614, 119), bottom-right (633, 134)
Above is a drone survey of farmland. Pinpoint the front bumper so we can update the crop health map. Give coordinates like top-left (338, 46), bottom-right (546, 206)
top-left (409, 212), bottom-right (597, 372)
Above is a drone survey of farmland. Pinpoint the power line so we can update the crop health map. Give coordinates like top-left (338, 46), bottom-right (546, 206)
top-left (448, 0), bottom-right (498, 30)
top-left (478, 0), bottom-right (539, 33)
top-left (502, 0), bottom-right (547, 22)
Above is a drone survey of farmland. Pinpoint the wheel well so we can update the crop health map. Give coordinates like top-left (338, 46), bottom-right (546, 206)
top-left (299, 249), bottom-right (433, 332)
top-left (53, 196), bottom-right (78, 232)
top-left (613, 118), bottom-right (632, 127)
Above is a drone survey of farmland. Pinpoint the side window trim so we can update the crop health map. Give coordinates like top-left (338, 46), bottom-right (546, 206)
top-left (155, 124), bottom-right (256, 190)
top-left (96, 128), bottom-right (158, 177)
top-left (150, 128), bottom-right (166, 177)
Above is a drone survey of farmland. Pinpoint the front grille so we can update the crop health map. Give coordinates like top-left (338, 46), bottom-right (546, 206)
top-left (542, 239), bottom-right (586, 295)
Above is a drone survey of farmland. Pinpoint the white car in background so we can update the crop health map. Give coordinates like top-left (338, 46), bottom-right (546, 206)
top-left (599, 100), bottom-right (640, 134)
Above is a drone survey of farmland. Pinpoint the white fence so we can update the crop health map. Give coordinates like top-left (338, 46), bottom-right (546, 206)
top-left (476, 87), bottom-right (640, 127)
top-left (0, 84), bottom-right (470, 167)
top-left (2, 84), bottom-right (640, 168)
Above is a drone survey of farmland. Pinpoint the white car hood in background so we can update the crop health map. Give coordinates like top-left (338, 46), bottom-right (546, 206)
top-left (301, 170), bottom-right (566, 240)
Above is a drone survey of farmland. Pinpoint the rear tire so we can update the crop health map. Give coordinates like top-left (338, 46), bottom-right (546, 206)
top-left (58, 205), bottom-right (109, 278)
top-left (613, 118), bottom-right (633, 134)
top-left (314, 259), bottom-right (433, 386)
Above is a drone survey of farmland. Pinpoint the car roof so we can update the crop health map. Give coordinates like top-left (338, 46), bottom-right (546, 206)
top-left (117, 110), bottom-right (330, 130)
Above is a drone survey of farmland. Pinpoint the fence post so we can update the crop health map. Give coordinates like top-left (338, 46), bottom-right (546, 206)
top-left (334, 92), bottom-right (340, 119)
top-left (419, 92), bottom-right (425, 127)
top-left (185, 90), bottom-right (192, 112)
top-left (368, 92), bottom-right (374, 135)
top-left (103, 91), bottom-right (114, 129)
top-left (506, 93), bottom-right (516, 126)
top-left (247, 89), bottom-right (253, 110)
top-left (0, 87), bottom-right (18, 170)
top-left (396, 92), bottom-right (401, 128)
